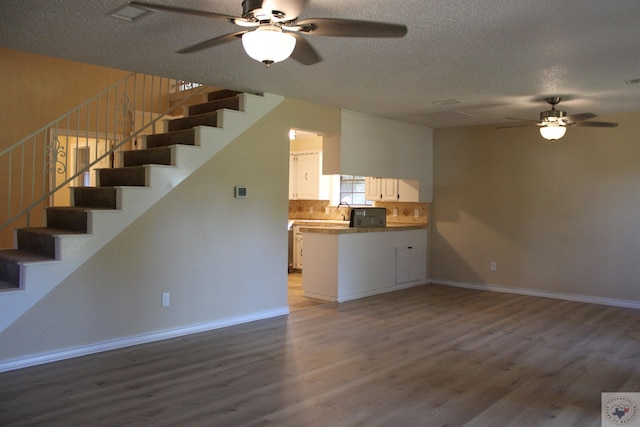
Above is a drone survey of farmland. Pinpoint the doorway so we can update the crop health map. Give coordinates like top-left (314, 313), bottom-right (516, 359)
top-left (49, 131), bottom-right (119, 207)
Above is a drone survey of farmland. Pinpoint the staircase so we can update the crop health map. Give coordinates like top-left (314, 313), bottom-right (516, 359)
top-left (0, 89), bottom-right (284, 333)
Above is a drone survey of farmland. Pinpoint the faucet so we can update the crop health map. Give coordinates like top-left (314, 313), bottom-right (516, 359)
top-left (336, 201), bottom-right (351, 221)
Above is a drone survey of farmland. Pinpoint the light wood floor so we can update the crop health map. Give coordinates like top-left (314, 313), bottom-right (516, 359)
top-left (288, 272), bottom-right (327, 312)
top-left (2, 284), bottom-right (640, 426)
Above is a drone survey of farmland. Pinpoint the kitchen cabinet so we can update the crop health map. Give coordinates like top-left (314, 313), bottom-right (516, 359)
top-left (290, 152), bottom-right (319, 199)
top-left (289, 151), bottom-right (332, 200)
top-left (293, 228), bottom-right (303, 270)
top-left (365, 176), bottom-right (381, 200)
top-left (395, 245), bottom-right (425, 284)
top-left (365, 177), bottom-right (419, 202)
top-left (366, 176), bottom-right (397, 201)
top-left (397, 179), bottom-right (419, 202)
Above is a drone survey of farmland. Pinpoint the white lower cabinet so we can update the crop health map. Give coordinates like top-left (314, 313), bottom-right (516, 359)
top-left (395, 245), bottom-right (426, 284)
top-left (293, 227), bottom-right (303, 270)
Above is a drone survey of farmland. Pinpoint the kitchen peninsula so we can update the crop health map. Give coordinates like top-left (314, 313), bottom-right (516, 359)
top-left (300, 223), bottom-right (427, 302)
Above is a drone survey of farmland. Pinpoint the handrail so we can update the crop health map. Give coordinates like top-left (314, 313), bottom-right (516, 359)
top-left (1, 74), bottom-right (208, 242)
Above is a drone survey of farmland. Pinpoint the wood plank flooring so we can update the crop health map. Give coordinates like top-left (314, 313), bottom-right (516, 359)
top-left (288, 272), bottom-right (327, 312)
top-left (2, 284), bottom-right (640, 426)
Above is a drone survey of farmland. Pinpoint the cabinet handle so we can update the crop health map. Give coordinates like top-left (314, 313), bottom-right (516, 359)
top-left (305, 172), bottom-right (308, 181)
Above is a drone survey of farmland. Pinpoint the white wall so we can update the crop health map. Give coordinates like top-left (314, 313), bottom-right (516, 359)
top-left (324, 110), bottom-right (434, 202)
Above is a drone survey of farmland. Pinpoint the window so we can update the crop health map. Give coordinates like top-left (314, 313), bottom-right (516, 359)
top-left (177, 81), bottom-right (202, 91)
top-left (339, 175), bottom-right (371, 205)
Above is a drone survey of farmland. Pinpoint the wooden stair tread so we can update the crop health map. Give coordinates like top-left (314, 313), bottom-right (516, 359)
top-left (47, 206), bottom-right (115, 212)
top-left (0, 249), bottom-right (55, 262)
top-left (187, 96), bottom-right (240, 116)
top-left (19, 227), bottom-right (87, 237)
top-left (207, 89), bottom-right (241, 101)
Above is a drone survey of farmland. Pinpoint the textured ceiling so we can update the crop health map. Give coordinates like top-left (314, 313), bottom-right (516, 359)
top-left (1, 0), bottom-right (640, 129)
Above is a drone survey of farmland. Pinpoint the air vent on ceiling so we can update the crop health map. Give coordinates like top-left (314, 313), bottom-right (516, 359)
top-left (109, 3), bottom-right (152, 22)
top-left (625, 77), bottom-right (640, 85)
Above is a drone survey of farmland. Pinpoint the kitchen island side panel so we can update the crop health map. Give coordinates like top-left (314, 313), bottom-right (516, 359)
top-left (303, 229), bottom-right (427, 302)
top-left (337, 233), bottom-right (396, 301)
top-left (302, 233), bottom-right (339, 301)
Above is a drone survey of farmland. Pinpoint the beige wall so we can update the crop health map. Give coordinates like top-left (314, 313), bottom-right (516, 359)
top-left (0, 49), bottom-right (129, 247)
top-left (290, 133), bottom-right (323, 151)
top-left (0, 98), bottom-right (340, 362)
top-left (431, 112), bottom-right (640, 303)
top-left (0, 48), bottom-right (130, 149)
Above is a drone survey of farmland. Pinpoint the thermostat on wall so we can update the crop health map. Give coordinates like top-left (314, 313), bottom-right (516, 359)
top-left (234, 186), bottom-right (247, 198)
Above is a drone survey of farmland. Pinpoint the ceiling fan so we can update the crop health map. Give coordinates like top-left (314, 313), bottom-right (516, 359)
top-left (128, 0), bottom-right (408, 66)
top-left (496, 97), bottom-right (618, 140)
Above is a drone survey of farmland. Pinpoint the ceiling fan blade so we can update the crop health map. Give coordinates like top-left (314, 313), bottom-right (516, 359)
top-left (572, 121), bottom-right (618, 128)
top-left (129, 1), bottom-right (245, 22)
top-left (296, 18), bottom-right (407, 38)
top-left (495, 123), bottom-right (538, 129)
top-left (177, 31), bottom-right (247, 54)
top-left (565, 112), bottom-right (597, 122)
top-left (290, 33), bottom-right (322, 65)
top-left (506, 116), bottom-right (539, 122)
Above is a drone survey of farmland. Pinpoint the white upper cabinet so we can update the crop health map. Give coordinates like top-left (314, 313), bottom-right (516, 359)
top-left (365, 177), bottom-right (419, 202)
top-left (290, 151), bottom-right (331, 200)
top-left (397, 179), bottom-right (419, 202)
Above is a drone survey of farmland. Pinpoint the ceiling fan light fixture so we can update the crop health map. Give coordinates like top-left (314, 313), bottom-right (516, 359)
top-left (539, 123), bottom-right (567, 140)
top-left (242, 26), bottom-right (296, 66)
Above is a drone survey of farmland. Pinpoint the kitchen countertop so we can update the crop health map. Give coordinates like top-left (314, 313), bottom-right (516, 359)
top-left (295, 222), bottom-right (427, 234)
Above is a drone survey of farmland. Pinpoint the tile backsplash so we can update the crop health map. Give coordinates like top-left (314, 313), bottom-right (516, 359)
top-left (289, 200), bottom-right (429, 224)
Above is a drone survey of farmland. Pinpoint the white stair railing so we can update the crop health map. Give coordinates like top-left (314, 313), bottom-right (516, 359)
top-left (0, 74), bottom-right (207, 244)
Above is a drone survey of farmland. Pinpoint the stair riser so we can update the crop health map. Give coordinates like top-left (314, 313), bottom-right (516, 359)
top-left (168, 112), bottom-right (218, 132)
top-left (188, 97), bottom-right (240, 116)
top-left (17, 231), bottom-right (56, 259)
top-left (123, 147), bottom-right (173, 167)
top-left (47, 209), bottom-right (88, 232)
top-left (98, 167), bottom-right (147, 187)
top-left (146, 129), bottom-right (196, 149)
top-left (0, 259), bottom-right (20, 287)
top-left (208, 90), bottom-right (240, 102)
top-left (72, 188), bottom-right (118, 209)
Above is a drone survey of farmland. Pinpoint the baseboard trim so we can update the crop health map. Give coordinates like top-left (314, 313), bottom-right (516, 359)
top-left (337, 281), bottom-right (426, 303)
top-left (429, 278), bottom-right (640, 310)
top-left (0, 306), bottom-right (289, 373)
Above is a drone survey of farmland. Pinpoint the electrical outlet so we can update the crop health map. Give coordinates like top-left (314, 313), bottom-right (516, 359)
top-left (162, 292), bottom-right (170, 307)
top-left (393, 208), bottom-right (398, 217)
top-left (490, 262), bottom-right (497, 272)
top-left (414, 209), bottom-right (420, 217)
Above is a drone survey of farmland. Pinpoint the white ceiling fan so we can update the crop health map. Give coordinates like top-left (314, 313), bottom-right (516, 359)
top-left (129, 0), bottom-right (408, 66)
top-left (497, 97), bottom-right (619, 140)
